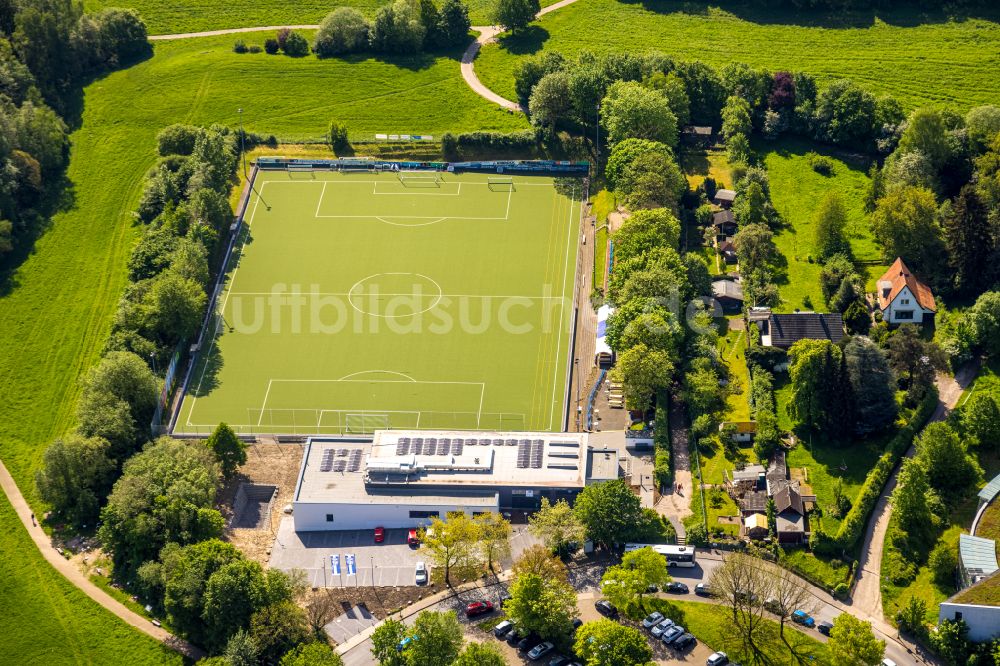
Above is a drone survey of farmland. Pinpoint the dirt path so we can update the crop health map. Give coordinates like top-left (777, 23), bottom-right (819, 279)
top-left (655, 398), bottom-right (693, 542)
top-left (0, 460), bottom-right (202, 660)
top-left (850, 363), bottom-right (979, 621)
top-left (461, 0), bottom-right (584, 111)
top-left (149, 25), bottom-right (319, 40)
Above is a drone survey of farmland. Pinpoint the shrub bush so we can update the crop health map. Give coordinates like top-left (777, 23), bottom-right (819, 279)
top-left (327, 121), bottom-right (349, 152)
top-left (805, 151), bottom-right (835, 175)
top-left (232, 39), bottom-right (247, 54)
top-left (247, 44), bottom-right (262, 54)
top-left (281, 31), bottom-right (310, 57)
top-left (313, 7), bottom-right (370, 57)
top-left (264, 38), bottom-right (279, 54)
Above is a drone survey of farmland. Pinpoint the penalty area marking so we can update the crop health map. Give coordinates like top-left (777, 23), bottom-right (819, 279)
top-left (256, 377), bottom-right (487, 428)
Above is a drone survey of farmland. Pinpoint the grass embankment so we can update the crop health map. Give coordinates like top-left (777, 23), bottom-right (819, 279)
top-left (0, 33), bottom-right (526, 662)
top-left (0, 495), bottom-right (183, 664)
top-left (763, 138), bottom-right (885, 312)
top-left (83, 0), bottom-right (564, 34)
top-left (881, 359), bottom-right (1000, 623)
top-left (591, 189), bottom-right (615, 293)
top-left (476, 0), bottom-right (1000, 110)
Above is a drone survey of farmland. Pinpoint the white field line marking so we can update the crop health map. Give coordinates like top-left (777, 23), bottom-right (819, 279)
top-left (187, 180), bottom-right (266, 425)
top-left (314, 181), bottom-right (327, 217)
top-left (184, 411), bottom-right (528, 430)
top-left (549, 185), bottom-right (576, 431)
top-left (260, 179), bottom-right (556, 187)
top-left (477, 383), bottom-right (486, 429)
top-left (227, 291), bottom-right (567, 299)
top-left (337, 369), bottom-right (417, 381)
top-left (257, 379), bottom-right (274, 427)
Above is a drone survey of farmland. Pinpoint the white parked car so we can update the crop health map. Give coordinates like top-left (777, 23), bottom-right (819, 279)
top-left (707, 652), bottom-right (729, 666)
top-left (415, 561), bottom-right (428, 585)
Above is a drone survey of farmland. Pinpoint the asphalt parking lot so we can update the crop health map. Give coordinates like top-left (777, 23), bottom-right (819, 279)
top-left (270, 519), bottom-right (541, 588)
top-left (271, 519), bottom-right (425, 588)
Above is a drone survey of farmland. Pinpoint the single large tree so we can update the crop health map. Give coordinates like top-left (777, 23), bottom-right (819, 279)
top-left (573, 479), bottom-right (643, 549)
top-left (420, 512), bottom-right (482, 585)
top-left (404, 611), bottom-right (463, 666)
top-left (914, 422), bottom-right (982, 496)
top-left (600, 546), bottom-right (671, 610)
top-left (892, 458), bottom-right (935, 543)
top-left (600, 80), bottom-right (678, 147)
top-left (610, 208), bottom-right (681, 262)
top-left (512, 544), bottom-right (569, 582)
top-left (720, 94), bottom-right (752, 139)
top-left (35, 434), bottom-right (115, 528)
top-left (733, 223), bottom-right (777, 274)
top-left (828, 614), bottom-right (885, 666)
top-left (609, 343), bottom-right (673, 411)
top-left (505, 572), bottom-right (577, 640)
top-left (528, 498), bottom-right (586, 555)
top-left (844, 337), bottom-right (897, 435)
top-left (451, 643), bottom-right (505, 666)
top-left (490, 0), bottom-right (539, 32)
top-left (370, 618), bottom-right (406, 666)
top-left (962, 392), bottom-right (1000, 451)
top-left (574, 620), bottom-right (652, 666)
top-left (870, 186), bottom-right (946, 284)
top-left (473, 511), bottom-right (511, 573)
top-left (813, 192), bottom-right (850, 261)
top-left (709, 552), bottom-right (769, 657)
top-left (945, 185), bottom-right (994, 296)
top-left (206, 422), bottom-right (247, 479)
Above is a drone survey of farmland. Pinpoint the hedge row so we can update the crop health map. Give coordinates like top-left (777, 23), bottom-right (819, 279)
top-left (441, 130), bottom-right (539, 160)
top-left (813, 389), bottom-right (938, 555)
top-left (653, 390), bottom-right (672, 488)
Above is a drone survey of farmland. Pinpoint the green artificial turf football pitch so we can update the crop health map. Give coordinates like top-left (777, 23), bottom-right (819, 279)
top-left (175, 168), bottom-right (583, 436)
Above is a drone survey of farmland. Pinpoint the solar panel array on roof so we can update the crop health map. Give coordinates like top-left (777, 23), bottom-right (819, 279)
top-left (531, 439), bottom-right (544, 468)
top-left (337, 448), bottom-right (349, 457)
top-left (333, 460), bottom-right (346, 472)
top-left (347, 450), bottom-right (363, 472)
top-left (451, 440), bottom-right (463, 456)
top-left (396, 438), bottom-right (410, 455)
top-left (505, 439), bottom-right (517, 446)
top-left (320, 448), bottom-right (335, 472)
top-left (412, 438), bottom-right (423, 455)
top-left (436, 438), bottom-right (450, 455)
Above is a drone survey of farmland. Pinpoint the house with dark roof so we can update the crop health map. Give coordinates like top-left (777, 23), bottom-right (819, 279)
top-left (713, 279), bottom-right (744, 313)
top-left (712, 209), bottom-right (737, 238)
top-left (717, 239), bottom-right (737, 264)
top-left (732, 449), bottom-right (814, 544)
top-left (876, 257), bottom-right (936, 325)
top-left (682, 125), bottom-right (714, 147)
top-left (758, 312), bottom-right (844, 349)
top-left (714, 189), bottom-right (736, 209)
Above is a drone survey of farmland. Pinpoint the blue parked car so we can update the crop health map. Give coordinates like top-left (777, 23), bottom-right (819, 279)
top-left (791, 610), bottom-right (815, 628)
top-left (397, 635), bottom-right (418, 651)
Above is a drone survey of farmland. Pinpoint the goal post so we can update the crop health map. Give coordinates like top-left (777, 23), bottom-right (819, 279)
top-left (398, 171), bottom-right (441, 187)
top-left (487, 175), bottom-right (515, 191)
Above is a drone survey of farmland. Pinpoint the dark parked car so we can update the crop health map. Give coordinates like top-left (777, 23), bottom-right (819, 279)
top-left (518, 634), bottom-right (543, 652)
top-left (595, 600), bottom-right (618, 618)
top-left (493, 620), bottom-right (514, 638)
top-left (673, 633), bottom-right (696, 649)
top-left (817, 620), bottom-right (833, 635)
top-left (465, 601), bottom-right (494, 617)
top-left (695, 583), bottom-right (714, 597)
top-left (506, 629), bottom-right (524, 646)
top-left (548, 656), bottom-right (572, 666)
top-left (571, 618), bottom-right (583, 631)
top-left (664, 581), bottom-right (689, 594)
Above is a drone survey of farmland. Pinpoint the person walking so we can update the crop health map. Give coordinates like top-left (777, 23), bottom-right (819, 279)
top-left (30, 512), bottom-right (35, 526)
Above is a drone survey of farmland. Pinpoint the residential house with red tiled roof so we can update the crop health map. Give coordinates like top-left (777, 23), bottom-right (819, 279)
top-left (876, 257), bottom-right (936, 325)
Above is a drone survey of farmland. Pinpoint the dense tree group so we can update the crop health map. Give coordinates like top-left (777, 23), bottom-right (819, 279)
top-left (310, 0), bottom-right (471, 57)
top-left (0, 3), bottom-right (148, 261)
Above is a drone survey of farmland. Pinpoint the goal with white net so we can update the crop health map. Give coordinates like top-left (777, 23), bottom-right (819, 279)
top-left (398, 171), bottom-right (441, 187)
top-left (487, 175), bottom-right (515, 190)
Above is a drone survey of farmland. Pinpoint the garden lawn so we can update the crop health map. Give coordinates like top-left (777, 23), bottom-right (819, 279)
top-left (649, 599), bottom-right (831, 665)
top-left (681, 147), bottom-right (734, 192)
top-left (475, 0), bottom-right (1000, 111)
top-left (881, 523), bottom-right (964, 624)
top-left (83, 0), bottom-right (564, 35)
top-left (0, 495), bottom-right (183, 665)
top-left (719, 325), bottom-right (750, 423)
top-left (763, 138), bottom-right (884, 312)
top-left (0, 33), bottom-right (525, 662)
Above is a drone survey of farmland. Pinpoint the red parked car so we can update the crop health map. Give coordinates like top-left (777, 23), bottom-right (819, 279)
top-left (407, 529), bottom-right (419, 546)
top-left (374, 527), bottom-right (385, 543)
top-left (465, 601), bottom-right (494, 617)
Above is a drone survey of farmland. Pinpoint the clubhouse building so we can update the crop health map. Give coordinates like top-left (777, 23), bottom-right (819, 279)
top-left (291, 431), bottom-right (623, 531)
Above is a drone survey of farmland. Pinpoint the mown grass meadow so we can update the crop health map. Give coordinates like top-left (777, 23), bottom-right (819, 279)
top-left (476, 0), bottom-right (1000, 111)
